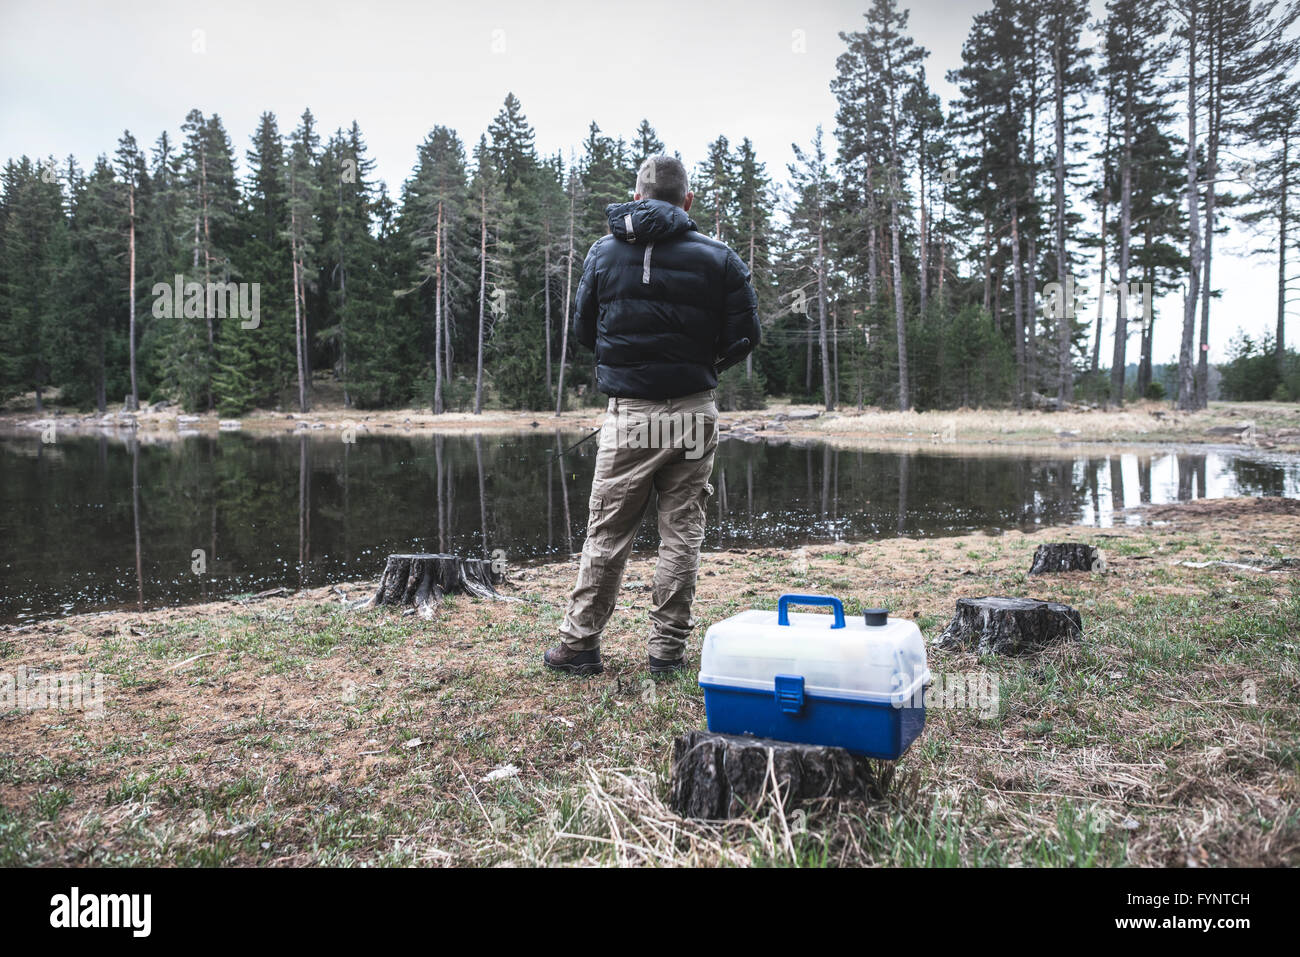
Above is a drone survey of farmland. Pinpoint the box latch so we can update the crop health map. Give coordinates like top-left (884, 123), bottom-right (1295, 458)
top-left (774, 674), bottom-right (805, 714)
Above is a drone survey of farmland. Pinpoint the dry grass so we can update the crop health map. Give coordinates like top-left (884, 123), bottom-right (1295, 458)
top-left (1, 497), bottom-right (1297, 866)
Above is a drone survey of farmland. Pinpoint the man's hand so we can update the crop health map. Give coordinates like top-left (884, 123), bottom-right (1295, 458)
top-left (714, 338), bottom-right (752, 375)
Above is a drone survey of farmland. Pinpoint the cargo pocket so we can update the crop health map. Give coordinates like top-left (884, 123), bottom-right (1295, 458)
top-left (697, 482), bottom-right (714, 523)
top-left (587, 486), bottom-right (608, 532)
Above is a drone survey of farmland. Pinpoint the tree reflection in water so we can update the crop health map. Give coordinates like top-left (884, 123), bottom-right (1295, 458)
top-left (1, 430), bottom-right (1295, 623)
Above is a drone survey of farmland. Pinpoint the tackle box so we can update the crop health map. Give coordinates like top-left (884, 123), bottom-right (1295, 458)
top-left (698, 594), bottom-right (930, 760)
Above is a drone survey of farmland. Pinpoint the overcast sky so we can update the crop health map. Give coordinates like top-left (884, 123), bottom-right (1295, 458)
top-left (0, 0), bottom-right (1285, 364)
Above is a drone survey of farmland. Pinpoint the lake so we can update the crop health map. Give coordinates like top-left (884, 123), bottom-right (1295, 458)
top-left (2, 427), bottom-right (1297, 623)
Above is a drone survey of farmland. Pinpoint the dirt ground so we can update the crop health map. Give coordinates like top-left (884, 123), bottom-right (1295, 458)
top-left (1, 496), bottom-right (1296, 866)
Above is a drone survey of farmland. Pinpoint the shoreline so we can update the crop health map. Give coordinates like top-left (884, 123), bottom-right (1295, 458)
top-left (3, 397), bottom-right (1299, 454)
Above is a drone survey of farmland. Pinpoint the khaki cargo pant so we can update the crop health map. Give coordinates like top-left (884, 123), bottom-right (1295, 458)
top-left (558, 389), bottom-right (718, 660)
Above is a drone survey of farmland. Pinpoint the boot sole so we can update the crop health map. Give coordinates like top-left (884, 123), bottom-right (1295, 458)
top-left (544, 659), bottom-right (604, 676)
top-left (648, 661), bottom-right (687, 675)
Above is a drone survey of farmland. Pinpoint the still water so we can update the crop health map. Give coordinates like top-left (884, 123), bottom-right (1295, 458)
top-left (2, 428), bottom-right (1297, 623)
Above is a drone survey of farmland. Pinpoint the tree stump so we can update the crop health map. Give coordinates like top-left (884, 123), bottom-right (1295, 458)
top-left (934, 596), bottom-right (1082, 656)
top-left (1028, 542), bottom-right (1106, 574)
top-left (367, 553), bottom-right (504, 616)
top-left (669, 730), bottom-right (896, 820)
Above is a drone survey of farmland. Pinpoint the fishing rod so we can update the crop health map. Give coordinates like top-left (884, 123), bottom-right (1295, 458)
top-left (552, 425), bottom-right (602, 458)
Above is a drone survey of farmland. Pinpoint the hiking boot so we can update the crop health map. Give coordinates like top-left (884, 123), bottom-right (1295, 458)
top-left (648, 654), bottom-right (688, 675)
top-left (543, 644), bottom-right (603, 675)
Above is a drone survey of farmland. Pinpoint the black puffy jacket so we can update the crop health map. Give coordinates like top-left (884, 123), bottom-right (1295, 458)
top-left (573, 198), bottom-right (760, 399)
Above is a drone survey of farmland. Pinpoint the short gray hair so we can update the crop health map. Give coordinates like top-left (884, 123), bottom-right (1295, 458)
top-left (635, 154), bottom-right (689, 207)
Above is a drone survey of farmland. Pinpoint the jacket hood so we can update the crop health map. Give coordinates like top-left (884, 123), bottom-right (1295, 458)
top-left (606, 198), bottom-right (696, 244)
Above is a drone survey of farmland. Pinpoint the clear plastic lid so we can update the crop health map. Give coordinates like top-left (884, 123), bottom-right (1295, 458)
top-left (699, 599), bottom-right (930, 707)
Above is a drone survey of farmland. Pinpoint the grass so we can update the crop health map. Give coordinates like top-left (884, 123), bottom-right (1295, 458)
top-left (0, 496), bottom-right (1296, 866)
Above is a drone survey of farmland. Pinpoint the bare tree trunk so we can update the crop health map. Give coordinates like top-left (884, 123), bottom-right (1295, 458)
top-left (555, 174), bottom-right (576, 416)
top-left (544, 221), bottom-right (553, 399)
top-left (832, 309), bottom-right (840, 406)
top-left (127, 178), bottom-right (138, 411)
top-left (889, 194), bottom-right (909, 412)
top-left (867, 156), bottom-right (880, 309)
top-left (805, 326), bottom-right (813, 393)
top-left (1110, 97), bottom-right (1134, 408)
top-left (1092, 197), bottom-right (1109, 376)
top-left (1196, 23), bottom-right (1220, 410)
top-left (1279, 126), bottom-right (1291, 374)
top-left (1024, 20), bottom-right (1042, 402)
top-left (746, 213), bottom-right (756, 379)
top-left (474, 184), bottom-right (486, 415)
top-left (1025, 233), bottom-right (1038, 402)
top-left (433, 201), bottom-right (444, 414)
top-left (1137, 231), bottom-right (1155, 397)
top-left (937, 208), bottom-right (947, 309)
top-left (1177, 11), bottom-right (1204, 411)
top-left (982, 214), bottom-right (992, 315)
top-left (1012, 206), bottom-right (1026, 407)
top-left (918, 121), bottom-right (929, 321)
top-left (290, 196), bottom-right (308, 414)
top-left (885, 44), bottom-right (910, 412)
top-left (336, 171), bottom-right (351, 409)
top-left (1092, 88), bottom-right (1114, 378)
top-left (200, 151), bottom-right (215, 412)
top-left (1054, 36), bottom-right (1071, 403)
top-left (443, 266), bottom-right (453, 394)
top-left (818, 217), bottom-right (833, 411)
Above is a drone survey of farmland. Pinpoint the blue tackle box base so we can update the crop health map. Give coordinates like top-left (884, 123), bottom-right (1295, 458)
top-left (700, 683), bottom-right (925, 761)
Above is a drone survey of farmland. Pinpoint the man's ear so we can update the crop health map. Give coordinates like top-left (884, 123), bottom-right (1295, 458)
top-left (634, 192), bottom-right (642, 201)
top-left (683, 191), bottom-right (694, 212)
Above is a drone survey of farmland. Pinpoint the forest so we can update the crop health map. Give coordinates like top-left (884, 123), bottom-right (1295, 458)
top-left (1, 0), bottom-right (1298, 418)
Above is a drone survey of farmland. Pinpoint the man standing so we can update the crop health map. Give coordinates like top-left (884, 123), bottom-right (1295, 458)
top-left (544, 154), bottom-right (760, 676)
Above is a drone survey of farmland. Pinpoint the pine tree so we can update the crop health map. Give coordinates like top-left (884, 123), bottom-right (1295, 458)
top-left (172, 110), bottom-right (240, 410)
top-left (555, 153), bottom-right (586, 415)
top-left (1170, 0), bottom-right (1208, 410)
top-left (629, 119), bottom-right (665, 177)
top-left (693, 135), bottom-right (735, 242)
top-left (485, 95), bottom-right (551, 409)
top-left (1042, 0), bottom-right (1094, 402)
top-left (470, 134), bottom-right (513, 413)
top-left (399, 126), bottom-right (469, 413)
top-left (578, 122), bottom-right (629, 249)
top-left (1102, 0), bottom-right (1169, 406)
top-left (1129, 99), bottom-right (1189, 398)
top-left (285, 109), bottom-right (321, 413)
top-left (114, 131), bottom-right (147, 411)
top-left (731, 137), bottom-right (775, 383)
top-left (1241, 77), bottom-right (1300, 374)
top-left (313, 122), bottom-right (382, 409)
top-left (786, 127), bottom-right (837, 410)
top-left (537, 152), bottom-right (570, 400)
top-left (1191, 0), bottom-right (1300, 406)
top-left (0, 157), bottom-right (68, 410)
top-left (139, 132), bottom-right (181, 402)
top-left (224, 112), bottom-right (292, 410)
